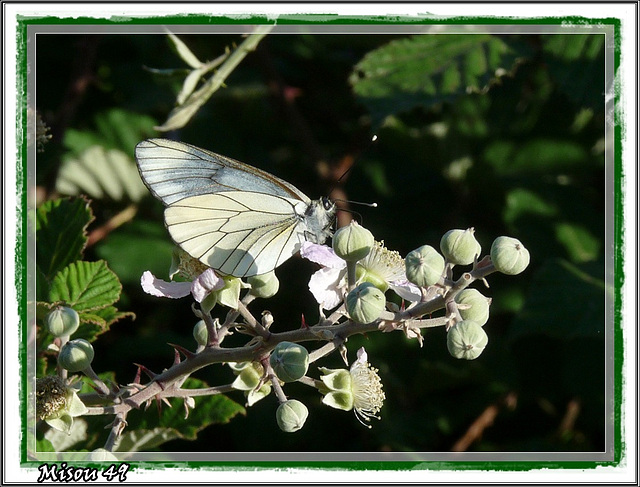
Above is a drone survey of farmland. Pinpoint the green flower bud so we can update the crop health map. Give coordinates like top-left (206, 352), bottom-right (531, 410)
top-left (345, 282), bottom-right (386, 324)
top-left (276, 399), bottom-right (308, 433)
top-left (455, 289), bottom-right (491, 326)
top-left (440, 228), bottom-right (482, 265)
top-left (490, 236), bottom-right (530, 275)
top-left (193, 320), bottom-right (208, 347)
top-left (447, 320), bottom-right (488, 360)
top-left (247, 271), bottom-right (280, 298)
top-left (46, 306), bottom-right (80, 338)
top-left (270, 342), bottom-right (309, 383)
top-left (332, 221), bottom-right (374, 262)
top-left (405, 245), bottom-right (445, 287)
top-left (58, 338), bottom-right (94, 372)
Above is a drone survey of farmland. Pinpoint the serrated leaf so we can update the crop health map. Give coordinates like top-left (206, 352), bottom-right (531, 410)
top-left (74, 307), bottom-right (134, 341)
top-left (49, 260), bottom-right (122, 313)
top-left (36, 197), bottom-right (94, 281)
top-left (350, 34), bottom-right (524, 125)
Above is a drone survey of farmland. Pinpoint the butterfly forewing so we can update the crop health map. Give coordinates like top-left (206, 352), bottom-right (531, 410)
top-left (136, 138), bottom-right (308, 205)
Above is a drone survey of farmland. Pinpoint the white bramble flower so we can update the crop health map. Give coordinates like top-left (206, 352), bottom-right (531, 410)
top-left (318, 347), bottom-right (385, 427)
top-left (301, 241), bottom-right (420, 310)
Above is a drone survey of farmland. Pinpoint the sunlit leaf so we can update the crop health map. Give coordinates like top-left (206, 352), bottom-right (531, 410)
top-left (36, 197), bottom-right (93, 280)
top-left (49, 260), bottom-right (122, 313)
top-left (56, 146), bottom-right (148, 202)
top-left (350, 34), bottom-right (524, 124)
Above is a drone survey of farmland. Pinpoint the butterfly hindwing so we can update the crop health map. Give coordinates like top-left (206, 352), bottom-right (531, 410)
top-left (164, 192), bottom-right (308, 277)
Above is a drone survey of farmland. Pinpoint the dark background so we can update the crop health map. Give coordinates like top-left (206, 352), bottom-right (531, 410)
top-left (35, 30), bottom-right (608, 453)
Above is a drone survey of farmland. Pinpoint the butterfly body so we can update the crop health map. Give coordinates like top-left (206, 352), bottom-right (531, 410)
top-left (136, 139), bottom-right (335, 277)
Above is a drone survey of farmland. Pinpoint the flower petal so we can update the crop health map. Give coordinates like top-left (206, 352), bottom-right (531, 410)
top-left (389, 279), bottom-right (422, 302)
top-left (308, 267), bottom-right (346, 310)
top-left (141, 271), bottom-right (192, 299)
top-left (191, 269), bottom-right (225, 302)
top-left (300, 242), bottom-right (346, 269)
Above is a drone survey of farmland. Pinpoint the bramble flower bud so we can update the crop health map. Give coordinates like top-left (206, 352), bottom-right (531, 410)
top-left (405, 245), bottom-right (445, 287)
top-left (46, 306), bottom-right (80, 338)
top-left (270, 342), bottom-right (309, 383)
top-left (193, 320), bottom-right (208, 347)
top-left (345, 282), bottom-right (385, 324)
top-left (276, 399), bottom-right (309, 433)
top-left (332, 221), bottom-right (374, 262)
top-left (440, 228), bottom-right (481, 265)
top-left (490, 236), bottom-right (530, 275)
top-left (247, 271), bottom-right (280, 298)
top-left (455, 289), bottom-right (491, 326)
top-left (58, 339), bottom-right (94, 372)
top-left (447, 320), bottom-right (488, 360)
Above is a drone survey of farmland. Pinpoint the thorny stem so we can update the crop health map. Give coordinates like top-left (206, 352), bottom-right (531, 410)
top-left (78, 260), bottom-right (496, 434)
top-left (104, 412), bottom-right (128, 452)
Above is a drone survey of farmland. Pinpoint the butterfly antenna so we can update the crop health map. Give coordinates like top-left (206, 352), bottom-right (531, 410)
top-left (327, 134), bottom-right (379, 199)
top-left (333, 198), bottom-right (378, 208)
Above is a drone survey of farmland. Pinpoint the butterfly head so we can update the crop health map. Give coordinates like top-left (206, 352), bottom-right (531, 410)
top-left (304, 197), bottom-right (336, 244)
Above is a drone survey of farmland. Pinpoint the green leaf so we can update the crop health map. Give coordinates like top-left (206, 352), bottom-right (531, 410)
top-left (120, 377), bottom-right (245, 451)
top-left (554, 222), bottom-right (600, 263)
top-left (64, 109), bottom-right (157, 155)
top-left (350, 34), bottom-right (523, 125)
top-left (507, 258), bottom-right (609, 342)
top-left (35, 197), bottom-right (94, 280)
top-left (75, 307), bottom-right (134, 341)
top-left (483, 138), bottom-right (588, 175)
top-left (56, 145), bottom-right (148, 203)
top-left (542, 34), bottom-right (605, 111)
top-left (503, 188), bottom-right (558, 225)
top-left (49, 260), bottom-right (122, 313)
top-left (56, 109), bottom-right (157, 203)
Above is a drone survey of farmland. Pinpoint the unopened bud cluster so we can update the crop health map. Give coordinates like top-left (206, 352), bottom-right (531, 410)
top-left (401, 228), bottom-right (529, 361)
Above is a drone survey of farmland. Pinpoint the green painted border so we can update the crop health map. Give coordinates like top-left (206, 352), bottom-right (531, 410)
top-left (16, 11), bottom-right (625, 475)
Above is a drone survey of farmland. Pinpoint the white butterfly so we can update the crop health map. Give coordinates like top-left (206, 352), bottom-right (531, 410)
top-left (135, 138), bottom-right (336, 278)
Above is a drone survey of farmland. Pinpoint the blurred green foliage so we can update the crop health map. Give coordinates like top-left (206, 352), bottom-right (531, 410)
top-left (34, 30), bottom-right (607, 453)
